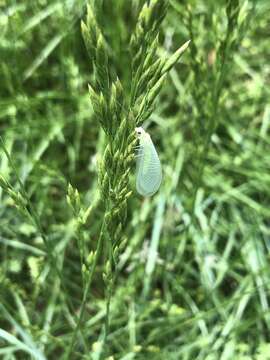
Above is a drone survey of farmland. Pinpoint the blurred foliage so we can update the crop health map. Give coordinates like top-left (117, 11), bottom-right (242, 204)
top-left (0, 0), bottom-right (270, 359)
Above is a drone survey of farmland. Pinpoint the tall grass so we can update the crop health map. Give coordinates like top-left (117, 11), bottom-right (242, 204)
top-left (0, 0), bottom-right (270, 359)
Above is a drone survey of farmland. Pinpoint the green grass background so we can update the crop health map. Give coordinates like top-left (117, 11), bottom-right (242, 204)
top-left (1, 0), bottom-right (270, 359)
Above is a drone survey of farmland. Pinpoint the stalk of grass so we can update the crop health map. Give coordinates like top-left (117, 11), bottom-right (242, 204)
top-left (66, 0), bottom-right (190, 356)
top-left (0, 136), bottom-right (90, 352)
top-left (186, 0), bottom-right (241, 216)
top-left (170, 0), bottom-right (247, 272)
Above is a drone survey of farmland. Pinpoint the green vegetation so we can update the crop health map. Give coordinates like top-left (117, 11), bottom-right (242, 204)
top-left (0, 0), bottom-right (270, 359)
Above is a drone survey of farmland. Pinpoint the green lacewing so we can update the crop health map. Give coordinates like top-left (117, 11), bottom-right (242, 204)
top-left (135, 127), bottom-right (162, 197)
